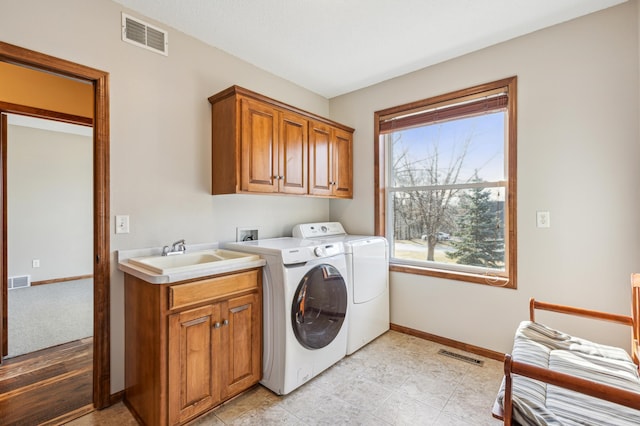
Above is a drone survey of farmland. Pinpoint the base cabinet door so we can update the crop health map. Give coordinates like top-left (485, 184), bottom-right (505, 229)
top-left (168, 304), bottom-right (222, 425)
top-left (221, 292), bottom-right (262, 399)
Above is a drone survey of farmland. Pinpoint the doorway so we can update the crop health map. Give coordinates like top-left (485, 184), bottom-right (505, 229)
top-left (0, 41), bottom-right (111, 413)
top-left (5, 114), bottom-right (93, 359)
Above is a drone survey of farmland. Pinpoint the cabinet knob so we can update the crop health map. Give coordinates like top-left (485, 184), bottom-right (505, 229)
top-left (213, 322), bottom-right (221, 329)
top-left (223, 319), bottom-right (229, 326)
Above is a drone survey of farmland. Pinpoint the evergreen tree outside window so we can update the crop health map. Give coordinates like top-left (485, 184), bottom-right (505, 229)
top-left (447, 184), bottom-right (503, 268)
top-left (374, 77), bottom-right (517, 288)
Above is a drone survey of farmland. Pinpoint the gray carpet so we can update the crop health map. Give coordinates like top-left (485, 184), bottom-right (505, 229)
top-left (7, 278), bottom-right (93, 358)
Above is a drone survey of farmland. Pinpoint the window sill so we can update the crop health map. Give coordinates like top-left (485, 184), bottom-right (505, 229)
top-left (389, 263), bottom-right (516, 289)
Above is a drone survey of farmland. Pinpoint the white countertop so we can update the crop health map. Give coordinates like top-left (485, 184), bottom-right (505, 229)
top-left (117, 242), bottom-right (266, 284)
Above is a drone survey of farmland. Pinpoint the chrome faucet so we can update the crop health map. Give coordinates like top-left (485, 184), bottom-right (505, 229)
top-left (162, 239), bottom-right (186, 256)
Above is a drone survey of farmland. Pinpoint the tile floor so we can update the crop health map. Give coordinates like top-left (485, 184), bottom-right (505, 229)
top-left (69, 331), bottom-right (504, 425)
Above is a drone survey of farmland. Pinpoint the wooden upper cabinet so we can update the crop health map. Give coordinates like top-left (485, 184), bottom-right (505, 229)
top-left (209, 86), bottom-right (353, 198)
top-left (309, 121), bottom-right (353, 198)
top-left (240, 98), bottom-right (279, 193)
top-left (308, 121), bottom-right (332, 197)
top-left (332, 127), bottom-right (353, 198)
top-left (279, 111), bottom-right (308, 195)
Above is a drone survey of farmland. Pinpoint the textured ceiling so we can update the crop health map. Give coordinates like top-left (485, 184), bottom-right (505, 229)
top-left (113, 0), bottom-right (626, 98)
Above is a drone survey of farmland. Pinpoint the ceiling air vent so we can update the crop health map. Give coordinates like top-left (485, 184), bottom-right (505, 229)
top-left (121, 12), bottom-right (168, 56)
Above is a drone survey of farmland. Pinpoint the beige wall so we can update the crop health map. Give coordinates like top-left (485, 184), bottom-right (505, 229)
top-left (330, 2), bottom-right (640, 354)
top-left (7, 121), bottom-right (93, 281)
top-left (0, 0), bottom-right (333, 392)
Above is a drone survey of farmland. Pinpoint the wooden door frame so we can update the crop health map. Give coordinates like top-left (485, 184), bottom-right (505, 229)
top-left (0, 41), bottom-right (111, 409)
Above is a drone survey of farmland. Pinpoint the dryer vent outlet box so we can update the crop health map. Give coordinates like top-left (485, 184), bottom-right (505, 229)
top-left (237, 227), bottom-right (258, 242)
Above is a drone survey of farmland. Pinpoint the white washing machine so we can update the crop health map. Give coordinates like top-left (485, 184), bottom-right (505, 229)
top-left (293, 222), bottom-right (389, 355)
top-left (225, 237), bottom-right (349, 395)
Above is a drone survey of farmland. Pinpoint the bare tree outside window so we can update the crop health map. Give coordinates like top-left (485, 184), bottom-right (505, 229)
top-left (389, 131), bottom-right (470, 261)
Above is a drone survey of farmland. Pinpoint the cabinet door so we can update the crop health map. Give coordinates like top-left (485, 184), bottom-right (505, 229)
top-left (240, 98), bottom-right (279, 193)
top-left (309, 121), bottom-right (353, 198)
top-left (220, 292), bottom-right (262, 399)
top-left (331, 128), bottom-right (353, 198)
top-left (279, 112), bottom-right (308, 194)
top-left (308, 121), bottom-right (333, 196)
top-left (168, 304), bottom-right (221, 425)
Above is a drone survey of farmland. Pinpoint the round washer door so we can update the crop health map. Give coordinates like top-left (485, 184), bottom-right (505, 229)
top-left (291, 264), bottom-right (347, 350)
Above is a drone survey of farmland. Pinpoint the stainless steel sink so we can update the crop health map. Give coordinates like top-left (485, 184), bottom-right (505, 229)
top-left (127, 249), bottom-right (260, 275)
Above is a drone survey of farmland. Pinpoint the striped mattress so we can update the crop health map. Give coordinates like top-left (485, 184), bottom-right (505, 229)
top-left (496, 321), bottom-right (640, 425)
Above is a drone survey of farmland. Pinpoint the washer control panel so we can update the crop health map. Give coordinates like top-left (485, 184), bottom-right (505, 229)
top-left (313, 244), bottom-right (342, 258)
top-left (281, 242), bottom-right (345, 264)
top-left (292, 222), bottom-right (346, 238)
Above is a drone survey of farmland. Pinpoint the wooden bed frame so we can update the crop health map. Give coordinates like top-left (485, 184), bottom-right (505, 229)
top-left (494, 274), bottom-right (640, 425)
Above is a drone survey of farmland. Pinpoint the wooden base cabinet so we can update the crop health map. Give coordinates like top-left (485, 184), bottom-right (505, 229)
top-left (124, 268), bottom-right (262, 426)
top-left (209, 85), bottom-right (354, 198)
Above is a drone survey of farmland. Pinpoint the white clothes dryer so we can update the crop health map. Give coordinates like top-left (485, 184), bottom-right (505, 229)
top-left (293, 222), bottom-right (389, 355)
top-left (225, 237), bottom-right (349, 395)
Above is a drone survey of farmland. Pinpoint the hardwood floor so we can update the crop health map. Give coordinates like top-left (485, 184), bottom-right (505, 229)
top-left (0, 338), bottom-right (93, 425)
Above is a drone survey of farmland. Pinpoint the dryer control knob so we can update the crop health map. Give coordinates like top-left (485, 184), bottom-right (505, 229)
top-left (314, 246), bottom-right (325, 257)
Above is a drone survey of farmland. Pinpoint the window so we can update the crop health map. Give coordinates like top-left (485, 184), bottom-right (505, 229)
top-left (374, 77), bottom-right (517, 288)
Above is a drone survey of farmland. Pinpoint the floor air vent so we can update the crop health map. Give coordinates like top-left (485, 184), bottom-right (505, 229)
top-left (437, 349), bottom-right (484, 366)
top-left (8, 275), bottom-right (31, 290)
top-left (121, 13), bottom-right (168, 56)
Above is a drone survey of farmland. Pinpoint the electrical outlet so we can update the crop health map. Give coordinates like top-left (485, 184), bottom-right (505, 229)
top-left (236, 227), bottom-right (258, 242)
top-left (32, 259), bottom-right (40, 268)
top-left (536, 211), bottom-right (550, 228)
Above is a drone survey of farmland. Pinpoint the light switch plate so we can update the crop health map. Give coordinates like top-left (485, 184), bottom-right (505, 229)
top-left (115, 215), bottom-right (130, 234)
top-left (536, 211), bottom-right (550, 228)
